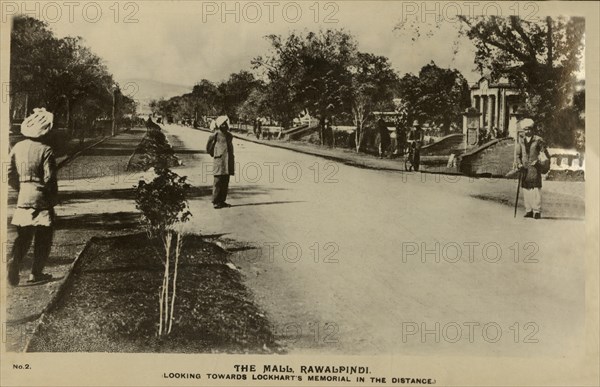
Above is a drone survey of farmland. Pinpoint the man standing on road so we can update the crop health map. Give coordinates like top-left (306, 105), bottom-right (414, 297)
top-left (7, 108), bottom-right (57, 286)
top-left (256, 118), bottom-right (262, 139)
top-left (407, 120), bottom-right (424, 169)
top-left (206, 116), bottom-right (235, 209)
top-left (515, 118), bottom-right (551, 219)
top-left (395, 117), bottom-right (407, 156)
top-left (377, 118), bottom-right (391, 158)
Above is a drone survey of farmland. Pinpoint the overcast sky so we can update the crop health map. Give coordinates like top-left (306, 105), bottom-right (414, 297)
top-left (42, 1), bottom-right (584, 88)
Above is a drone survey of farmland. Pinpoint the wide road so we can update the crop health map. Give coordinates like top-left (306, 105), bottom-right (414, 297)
top-left (165, 124), bottom-right (585, 357)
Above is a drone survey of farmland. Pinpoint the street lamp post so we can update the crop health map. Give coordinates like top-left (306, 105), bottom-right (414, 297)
top-left (111, 86), bottom-right (117, 136)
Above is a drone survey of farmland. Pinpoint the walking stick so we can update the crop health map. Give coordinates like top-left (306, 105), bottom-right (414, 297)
top-left (514, 169), bottom-right (522, 218)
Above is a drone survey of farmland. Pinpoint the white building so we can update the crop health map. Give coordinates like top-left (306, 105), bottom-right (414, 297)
top-left (470, 76), bottom-right (523, 139)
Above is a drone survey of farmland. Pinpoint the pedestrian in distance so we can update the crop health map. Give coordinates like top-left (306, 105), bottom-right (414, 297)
top-left (407, 120), bottom-right (424, 171)
top-left (253, 119), bottom-right (259, 139)
top-left (206, 116), bottom-right (235, 209)
top-left (515, 118), bottom-right (551, 219)
top-left (7, 108), bottom-right (58, 286)
top-left (256, 118), bottom-right (262, 139)
top-left (377, 118), bottom-right (391, 158)
top-left (395, 117), bottom-right (407, 156)
top-left (324, 119), bottom-right (334, 147)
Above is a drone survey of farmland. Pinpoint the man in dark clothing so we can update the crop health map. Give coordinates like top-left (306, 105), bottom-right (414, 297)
top-left (395, 118), bottom-right (407, 156)
top-left (377, 118), bottom-right (391, 158)
top-left (515, 118), bottom-right (551, 219)
top-left (257, 119), bottom-right (262, 139)
top-left (206, 116), bottom-right (235, 209)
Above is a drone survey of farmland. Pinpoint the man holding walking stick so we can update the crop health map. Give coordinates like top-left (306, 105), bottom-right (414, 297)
top-left (514, 118), bottom-right (551, 220)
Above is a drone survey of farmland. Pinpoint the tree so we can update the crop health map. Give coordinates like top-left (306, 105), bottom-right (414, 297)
top-left (10, 15), bottom-right (122, 139)
top-left (396, 74), bottom-right (422, 124)
top-left (237, 86), bottom-right (269, 121)
top-left (252, 32), bottom-right (305, 130)
top-left (253, 29), bottom-right (358, 141)
top-left (349, 52), bottom-right (399, 151)
top-left (415, 62), bottom-right (470, 134)
top-left (135, 131), bottom-right (191, 336)
top-left (192, 79), bottom-right (219, 120)
top-left (216, 71), bottom-right (260, 121)
top-left (397, 62), bottom-right (470, 135)
top-left (295, 30), bottom-right (356, 144)
top-left (458, 15), bottom-right (585, 146)
top-left (10, 15), bottom-right (57, 109)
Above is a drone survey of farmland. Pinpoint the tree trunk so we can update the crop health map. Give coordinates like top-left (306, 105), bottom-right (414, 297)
top-left (78, 118), bottom-right (85, 146)
top-left (332, 126), bottom-right (336, 148)
top-left (65, 99), bottom-right (70, 133)
top-left (68, 100), bottom-right (76, 138)
top-left (546, 17), bottom-right (553, 69)
top-left (168, 230), bottom-right (182, 334)
top-left (319, 116), bottom-right (325, 146)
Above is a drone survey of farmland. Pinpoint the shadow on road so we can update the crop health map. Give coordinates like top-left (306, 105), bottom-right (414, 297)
top-left (57, 211), bottom-right (141, 231)
top-left (59, 188), bottom-right (137, 203)
top-left (56, 185), bottom-right (289, 206)
top-left (540, 216), bottom-right (585, 221)
top-left (175, 149), bottom-right (207, 154)
top-left (229, 200), bottom-right (305, 207)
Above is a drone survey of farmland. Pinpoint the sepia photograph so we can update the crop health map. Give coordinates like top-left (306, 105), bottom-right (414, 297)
top-left (1, 1), bottom-right (598, 386)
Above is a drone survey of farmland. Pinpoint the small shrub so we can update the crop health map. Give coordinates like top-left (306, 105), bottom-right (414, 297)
top-left (135, 169), bottom-right (191, 234)
top-left (132, 129), bottom-right (179, 171)
top-left (135, 129), bottom-right (192, 336)
top-left (135, 168), bottom-right (191, 336)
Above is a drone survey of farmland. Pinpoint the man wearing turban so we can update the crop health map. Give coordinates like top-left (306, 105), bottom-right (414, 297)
top-left (515, 118), bottom-right (551, 219)
top-left (7, 108), bottom-right (57, 285)
top-left (206, 116), bottom-right (235, 209)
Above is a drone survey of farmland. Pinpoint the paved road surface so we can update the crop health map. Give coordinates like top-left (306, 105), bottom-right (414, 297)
top-left (165, 124), bottom-right (585, 357)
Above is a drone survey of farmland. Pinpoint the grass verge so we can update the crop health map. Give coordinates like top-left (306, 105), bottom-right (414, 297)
top-left (27, 233), bottom-right (278, 353)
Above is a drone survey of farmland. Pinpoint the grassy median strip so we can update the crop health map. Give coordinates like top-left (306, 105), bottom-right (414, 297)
top-left (26, 233), bottom-right (278, 353)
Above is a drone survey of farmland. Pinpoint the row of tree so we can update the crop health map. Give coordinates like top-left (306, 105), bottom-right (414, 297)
top-left (151, 29), bottom-right (472, 149)
top-left (152, 15), bottom-right (585, 149)
top-left (10, 15), bottom-right (136, 138)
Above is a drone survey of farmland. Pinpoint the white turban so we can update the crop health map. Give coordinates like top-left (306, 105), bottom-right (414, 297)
top-left (518, 118), bottom-right (534, 130)
top-left (21, 108), bottom-right (54, 138)
top-left (215, 115), bottom-right (229, 128)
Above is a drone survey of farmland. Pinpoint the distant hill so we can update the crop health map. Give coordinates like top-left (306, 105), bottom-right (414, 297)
top-left (119, 78), bottom-right (192, 115)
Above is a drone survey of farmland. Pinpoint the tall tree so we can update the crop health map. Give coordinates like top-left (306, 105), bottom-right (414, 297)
top-left (237, 86), bottom-right (269, 121)
top-left (252, 32), bottom-right (306, 130)
top-left (397, 62), bottom-right (470, 135)
top-left (10, 15), bottom-right (57, 108)
top-left (349, 52), bottom-right (399, 151)
top-left (192, 79), bottom-right (219, 120)
top-left (458, 15), bottom-right (585, 146)
top-left (216, 71), bottom-right (260, 120)
top-left (253, 29), bottom-right (358, 140)
top-left (10, 15), bottom-right (123, 139)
